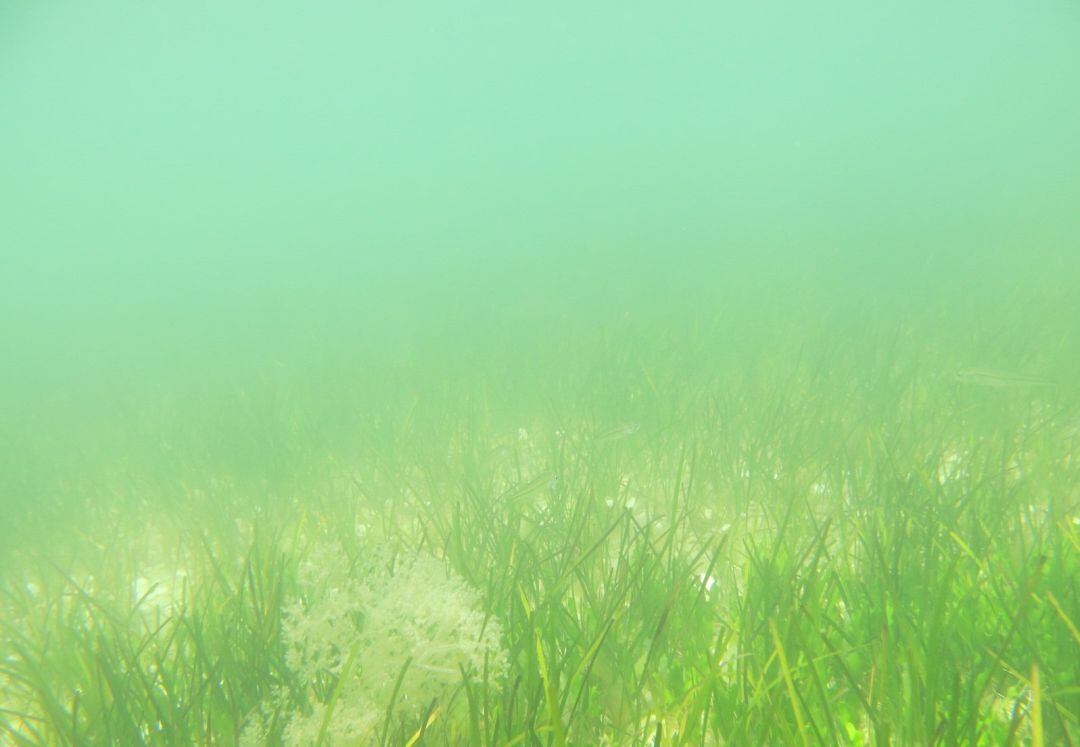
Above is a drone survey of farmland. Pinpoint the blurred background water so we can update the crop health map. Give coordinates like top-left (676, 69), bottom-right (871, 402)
top-left (2, 0), bottom-right (1079, 547)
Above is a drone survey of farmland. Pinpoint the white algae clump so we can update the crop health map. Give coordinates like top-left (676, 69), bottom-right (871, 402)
top-left (241, 540), bottom-right (507, 745)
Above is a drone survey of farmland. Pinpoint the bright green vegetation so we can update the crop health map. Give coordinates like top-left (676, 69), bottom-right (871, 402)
top-left (2, 293), bottom-right (1079, 745)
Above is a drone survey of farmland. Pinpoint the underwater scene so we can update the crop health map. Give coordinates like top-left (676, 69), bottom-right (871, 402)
top-left (2, 2), bottom-right (1080, 745)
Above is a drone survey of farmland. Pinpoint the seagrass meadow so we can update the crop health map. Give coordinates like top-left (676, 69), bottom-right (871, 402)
top-left (3, 1), bottom-right (1080, 745)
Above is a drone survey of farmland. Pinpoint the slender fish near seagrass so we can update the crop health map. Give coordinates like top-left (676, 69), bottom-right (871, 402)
top-left (954, 367), bottom-right (1056, 389)
top-left (498, 470), bottom-right (559, 504)
top-left (593, 422), bottom-right (642, 444)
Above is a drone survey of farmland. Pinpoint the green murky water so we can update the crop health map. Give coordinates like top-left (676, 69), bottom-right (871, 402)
top-left (2, 2), bottom-right (1079, 743)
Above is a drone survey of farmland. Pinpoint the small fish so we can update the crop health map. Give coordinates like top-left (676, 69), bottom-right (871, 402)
top-left (593, 422), bottom-right (641, 444)
top-left (498, 471), bottom-right (558, 504)
top-left (954, 367), bottom-right (1056, 389)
